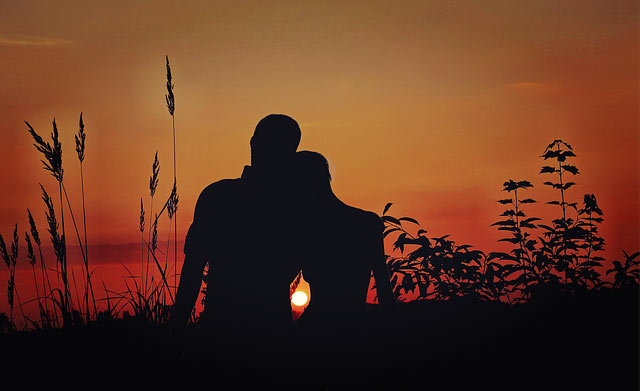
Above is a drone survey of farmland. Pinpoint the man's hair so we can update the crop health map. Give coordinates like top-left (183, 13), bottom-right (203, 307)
top-left (250, 114), bottom-right (301, 166)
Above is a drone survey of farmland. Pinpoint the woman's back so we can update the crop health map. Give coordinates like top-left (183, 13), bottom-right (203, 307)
top-left (293, 150), bottom-right (397, 328)
top-left (299, 202), bottom-right (383, 325)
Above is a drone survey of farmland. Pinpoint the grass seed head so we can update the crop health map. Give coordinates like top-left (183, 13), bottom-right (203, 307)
top-left (7, 275), bottom-right (14, 309)
top-left (165, 55), bottom-right (175, 116)
top-left (151, 215), bottom-right (158, 252)
top-left (0, 234), bottom-right (8, 269)
top-left (139, 198), bottom-right (145, 232)
top-left (75, 112), bottom-right (86, 163)
top-left (27, 209), bottom-right (41, 246)
top-left (10, 224), bottom-right (18, 266)
top-left (25, 232), bottom-right (36, 266)
top-left (150, 151), bottom-right (159, 197)
top-left (168, 182), bottom-right (178, 219)
top-left (25, 119), bottom-right (64, 182)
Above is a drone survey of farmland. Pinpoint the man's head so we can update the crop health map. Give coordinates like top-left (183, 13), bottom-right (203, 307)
top-left (250, 114), bottom-right (301, 168)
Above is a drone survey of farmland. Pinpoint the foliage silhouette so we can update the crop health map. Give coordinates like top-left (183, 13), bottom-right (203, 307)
top-left (379, 139), bottom-right (638, 306)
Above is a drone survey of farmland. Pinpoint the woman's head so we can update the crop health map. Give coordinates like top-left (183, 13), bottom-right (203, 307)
top-left (295, 151), bottom-right (333, 200)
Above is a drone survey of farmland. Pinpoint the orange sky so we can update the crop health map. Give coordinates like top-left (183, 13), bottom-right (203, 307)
top-left (0, 1), bottom-right (638, 316)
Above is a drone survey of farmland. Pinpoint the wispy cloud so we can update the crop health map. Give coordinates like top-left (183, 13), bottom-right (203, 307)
top-left (0, 33), bottom-right (72, 47)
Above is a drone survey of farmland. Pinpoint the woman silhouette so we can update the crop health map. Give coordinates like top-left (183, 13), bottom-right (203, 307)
top-left (291, 151), bottom-right (398, 383)
top-left (293, 150), bottom-right (397, 330)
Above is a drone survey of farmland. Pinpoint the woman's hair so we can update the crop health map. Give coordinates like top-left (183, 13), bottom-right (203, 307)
top-left (295, 151), bottom-right (332, 193)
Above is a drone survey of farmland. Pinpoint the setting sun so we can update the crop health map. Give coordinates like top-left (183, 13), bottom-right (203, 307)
top-left (291, 291), bottom-right (308, 307)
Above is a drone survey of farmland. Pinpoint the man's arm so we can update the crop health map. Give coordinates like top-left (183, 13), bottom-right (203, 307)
top-left (169, 186), bottom-right (213, 333)
top-left (169, 252), bottom-right (207, 333)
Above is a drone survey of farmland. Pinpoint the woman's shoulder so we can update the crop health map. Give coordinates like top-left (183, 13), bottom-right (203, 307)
top-left (340, 204), bottom-right (383, 230)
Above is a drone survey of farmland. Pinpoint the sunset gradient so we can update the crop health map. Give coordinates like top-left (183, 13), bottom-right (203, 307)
top-left (0, 1), bottom-right (638, 318)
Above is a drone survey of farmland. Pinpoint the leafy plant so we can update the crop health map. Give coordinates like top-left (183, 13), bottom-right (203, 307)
top-left (538, 139), bottom-right (585, 288)
top-left (381, 204), bottom-right (511, 303)
top-left (489, 180), bottom-right (540, 300)
top-left (606, 251), bottom-right (640, 288)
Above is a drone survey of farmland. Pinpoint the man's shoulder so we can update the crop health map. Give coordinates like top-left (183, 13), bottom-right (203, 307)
top-left (201, 178), bottom-right (242, 193)
top-left (194, 178), bottom-right (245, 213)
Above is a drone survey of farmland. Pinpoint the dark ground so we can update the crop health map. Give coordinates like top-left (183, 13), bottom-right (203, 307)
top-left (2, 286), bottom-right (638, 390)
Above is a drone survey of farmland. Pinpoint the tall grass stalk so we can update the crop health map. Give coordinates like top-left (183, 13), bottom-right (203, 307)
top-left (75, 112), bottom-right (96, 322)
top-left (146, 152), bottom-right (160, 294)
top-left (165, 55), bottom-right (178, 298)
top-left (26, 119), bottom-right (73, 323)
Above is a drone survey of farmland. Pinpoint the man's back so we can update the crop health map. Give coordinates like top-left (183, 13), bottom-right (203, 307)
top-left (184, 168), bottom-right (299, 336)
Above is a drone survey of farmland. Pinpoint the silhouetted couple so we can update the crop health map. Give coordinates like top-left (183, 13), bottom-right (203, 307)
top-left (170, 114), bottom-right (397, 384)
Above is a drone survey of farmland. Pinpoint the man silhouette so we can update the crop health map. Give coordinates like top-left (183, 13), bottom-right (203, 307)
top-left (170, 114), bottom-right (302, 369)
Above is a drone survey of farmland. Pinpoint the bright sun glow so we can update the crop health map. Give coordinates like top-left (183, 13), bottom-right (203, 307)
top-left (291, 291), bottom-right (308, 306)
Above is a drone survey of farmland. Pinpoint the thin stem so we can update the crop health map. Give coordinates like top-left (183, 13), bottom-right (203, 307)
top-left (71, 269), bottom-right (83, 322)
top-left (141, 230), bottom-right (144, 291)
top-left (31, 265), bottom-right (44, 325)
top-left (147, 240), bottom-right (175, 304)
top-left (165, 218), bottom-right (173, 306)
top-left (9, 270), bottom-right (14, 325)
top-left (555, 144), bottom-right (569, 284)
top-left (556, 145), bottom-right (567, 222)
top-left (146, 196), bottom-right (155, 295)
top-left (58, 181), bottom-right (70, 320)
top-left (62, 181), bottom-right (97, 320)
top-left (80, 163), bottom-right (95, 321)
top-left (172, 114), bottom-right (178, 300)
top-left (14, 287), bottom-right (27, 331)
top-left (36, 244), bottom-right (56, 327)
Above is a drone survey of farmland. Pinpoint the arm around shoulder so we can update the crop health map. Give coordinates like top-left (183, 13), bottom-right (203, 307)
top-left (370, 213), bottom-right (398, 313)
